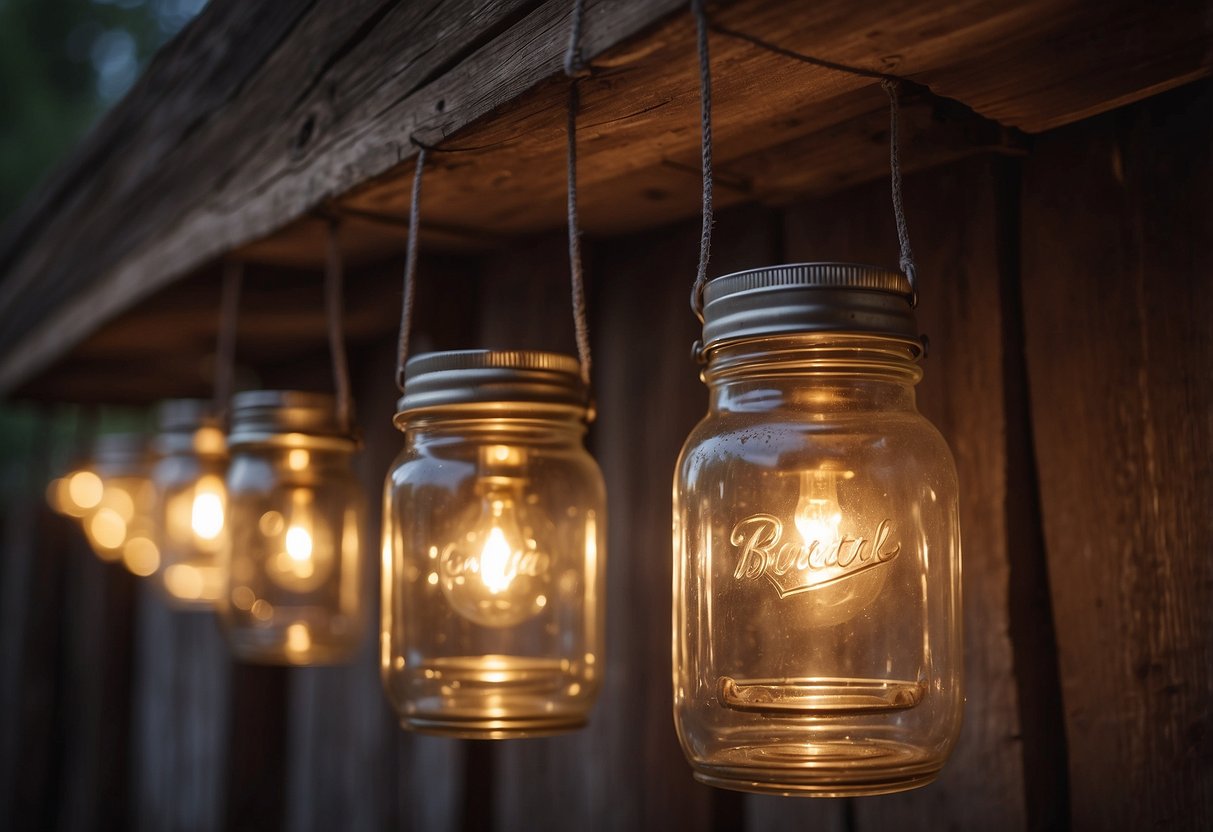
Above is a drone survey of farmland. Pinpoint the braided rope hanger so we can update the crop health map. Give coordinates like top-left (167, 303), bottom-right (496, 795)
top-left (324, 221), bottom-right (355, 433)
top-left (394, 0), bottom-right (596, 393)
top-left (213, 229), bottom-right (355, 434)
top-left (688, 1), bottom-right (920, 320)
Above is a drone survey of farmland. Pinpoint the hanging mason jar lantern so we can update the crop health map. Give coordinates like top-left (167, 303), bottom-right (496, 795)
top-left (150, 399), bottom-right (228, 606)
top-left (218, 390), bottom-right (366, 665)
top-left (673, 263), bottom-right (963, 796)
top-left (382, 351), bottom-right (606, 738)
top-left (81, 433), bottom-right (159, 576)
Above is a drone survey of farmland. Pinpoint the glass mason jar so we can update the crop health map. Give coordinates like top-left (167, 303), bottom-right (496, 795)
top-left (218, 391), bottom-right (366, 665)
top-left (150, 399), bottom-right (228, 607)
top-left (674, 263), bottom-right (963, 796)
top-left (383, 350), bottom-right (606, 738)
top-left (82, 433), bottom-right (157, 575)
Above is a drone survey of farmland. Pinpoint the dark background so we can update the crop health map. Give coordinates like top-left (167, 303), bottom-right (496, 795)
top-left (0, 2), bottom-right (1210, 830)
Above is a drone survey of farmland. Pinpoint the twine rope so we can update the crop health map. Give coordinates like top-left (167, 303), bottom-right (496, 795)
top-left (214, 260), bottom-right (243, 424)
top-left (564, 0), bottom-right (592, 386)
top-left (881, 78), bottom-right (917, 301)
top-left (688, 4), bottom-right (919, 317)
top-left (689, 0), bottom-right (714, 321)
top-left (324, 220), bottom-right (355, 432)
top-left (394, 0), bottom-right (595, 391)
top-left (395, 142), bottom-right (426, 392)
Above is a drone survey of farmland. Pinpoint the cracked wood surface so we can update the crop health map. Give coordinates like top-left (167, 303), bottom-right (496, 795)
top-left (0, 0), bottom-right (1209, 400)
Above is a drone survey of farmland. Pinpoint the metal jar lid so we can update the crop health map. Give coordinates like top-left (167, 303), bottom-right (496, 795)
top-left (395, 350), bottom-right (589, 425)
top-left (227, 390), bottom-right (355, 450)
top-left (91, 433), bottom-right (151, 475)
top-left (700, 262), bottom-right (920, 356)
top-left (153, 399), bottom-right (226, 457)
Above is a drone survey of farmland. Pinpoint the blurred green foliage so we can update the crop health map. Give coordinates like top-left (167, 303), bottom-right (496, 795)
top-left (0, 0), bottom-right (205, 221)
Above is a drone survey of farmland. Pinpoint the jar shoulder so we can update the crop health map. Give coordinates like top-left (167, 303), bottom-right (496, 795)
top-left (677, 410), bottom-right (957, 490)
top-left (389, 442), bottom-right (605, 495)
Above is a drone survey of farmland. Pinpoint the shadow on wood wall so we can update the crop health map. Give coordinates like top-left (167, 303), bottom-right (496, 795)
top-left (0, 79), bottom-right (1209, 831)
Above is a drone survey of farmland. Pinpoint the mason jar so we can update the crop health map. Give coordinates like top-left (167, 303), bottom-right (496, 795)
top-left (83, 432), bottom-right (157, 575)
top-left (218, 391), bottom-right (366, 665)
top-left (383, 350), bottom-right (606, 738)
top-left (673, 263), bottom-right (963, 796)
top-left (150, 399), bottom-right (228, 607)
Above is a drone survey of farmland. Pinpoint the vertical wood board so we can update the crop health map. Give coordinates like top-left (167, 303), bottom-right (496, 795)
top-left (1020, 79), bottom-right (1213, 829)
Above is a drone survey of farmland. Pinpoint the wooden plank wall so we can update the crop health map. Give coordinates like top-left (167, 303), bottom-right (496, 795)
top-left (1020, 80), bottom-right (1213, 828)
top-left (1, 79), bottom-right (1210, 831)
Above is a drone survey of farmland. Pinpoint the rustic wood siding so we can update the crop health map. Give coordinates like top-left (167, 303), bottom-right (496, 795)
top-left (1, 79), bottom-right (1209, 831)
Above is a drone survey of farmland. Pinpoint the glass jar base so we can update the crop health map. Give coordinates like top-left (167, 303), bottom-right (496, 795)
top-left (226, 630), bottom-right (359, 667)
top-left (689, 740), bottom-right (942, 797)
top-left (402, 714), bottom-right (587, 740)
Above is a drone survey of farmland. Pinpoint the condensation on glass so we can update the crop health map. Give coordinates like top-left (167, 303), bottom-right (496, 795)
top-left (81, 433), bottom-right (157, 576)
top-left (150, 399), bottom-right (228, 607)
top-left (674, 263), bottom-right (963, 796)
top-left (218, 391), bottom-right (366, 666)
top-left (383, 351), bottom-right (606, 738)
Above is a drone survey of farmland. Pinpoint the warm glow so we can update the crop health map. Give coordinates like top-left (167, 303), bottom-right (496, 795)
top-left (102, 486), bottom-right (136, 522)
top-left (286, 623), bottom-right (312, 654)
top-left (438, 488), bottom-right (550, 628)
top-left (286, 525), bottom-right (313, 561)
top-left (89, 507), bottom-right (127, 552)
top-left (192, 491), bottom-right (224, 540)
top-left (123, 536), bottom-right (160, 576)
top-left (265, 489), bottom-right (329, 591)
top-left (164, 563), bottom-right (205, 600)
top-left (793, 469), bottom-right (845, 547)
top-left (287, 449), bottom-right (310, 471)
top-left (67, 470), bottom-right (103, 513)
top-left (479, 526), bottom-right (514, 594)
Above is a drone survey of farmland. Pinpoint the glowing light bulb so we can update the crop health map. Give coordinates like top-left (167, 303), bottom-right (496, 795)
top-left (65, 473), bottom-right (103, 519)
top-left (266, 489), bottom-right (330, 591)
top-left (286, 524), bottom-right (313, 561)
top-left (439, 485), bottom-right (551, 628)
top-left (479, 525), bottom-right (514, 594)
top-left (191, 476), bottom-right (225, 540)
top-left (794, 468), bottom-right (845, 546)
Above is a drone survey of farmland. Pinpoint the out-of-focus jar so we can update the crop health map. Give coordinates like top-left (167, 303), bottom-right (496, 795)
top-left (83, 433), bottom-right (157, 575)
top-left (382, 350), bottom-right (606, 738)
top-left (218, 390), bottom-right (365, 665)
top-left (150, 399), bottom-right (228, 607)
top-left (673, 263), bottom-right (963, 796)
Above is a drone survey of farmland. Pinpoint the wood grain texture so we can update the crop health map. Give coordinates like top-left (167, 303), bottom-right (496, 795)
top-left (0, 419), bottom-right (71, 831)
top-left (0, 0), bottom-right (684, 397)
top-left (1020, 79), bottom-right (1213, 829)
top-left (782, 156), bottom-right (1028, 829)
top-left (587, 208), bottom-right (788, 828)
top-left (4, 0), bottom-right (1209, 402)
top-left (129, 590), bottom-right (231, 832)
top-left (281, 252), bottom-right (482, 832)
top-left (57, 544), bottom-right (138, 832)
top-left (472, 234), bottom-right (595, 832)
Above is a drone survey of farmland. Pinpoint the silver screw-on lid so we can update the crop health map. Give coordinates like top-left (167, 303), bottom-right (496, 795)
top-left (227, 390), bottom-right (355, 449)
top-left (91, 432), bottom-right (151, 474)
top-left (701, 262), bottom-right (920, 355)
top-left (153, 399), bottom-right (225, 457)
top-left (395, 350), bottom-right (589, 425)
top-left (154, 398), bottom-right (214, 432)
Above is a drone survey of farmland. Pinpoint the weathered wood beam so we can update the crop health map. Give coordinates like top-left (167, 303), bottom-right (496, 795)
top-left (0, 0), bottom-right (1208, 400)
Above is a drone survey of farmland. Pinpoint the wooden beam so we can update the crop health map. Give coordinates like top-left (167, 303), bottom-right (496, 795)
top-left (0, 0), bottom-right (1208, 400)
top-left (1020, 80), bottom-right (1213, 829)
top-left (781, 156), bottom-right (1030, 829)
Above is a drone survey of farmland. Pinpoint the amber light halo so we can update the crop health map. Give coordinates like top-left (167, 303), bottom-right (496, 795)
top-left (674, 262), bottom-right (963, 796)
top-left (383, 350), bottom-right (606, 739)
top-left (218, 390), bottom-right (367, 667)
